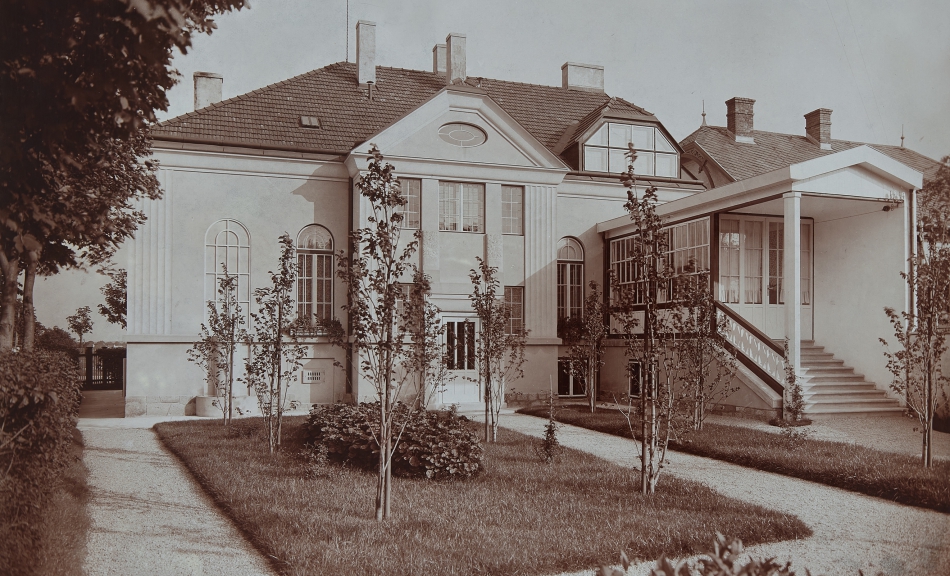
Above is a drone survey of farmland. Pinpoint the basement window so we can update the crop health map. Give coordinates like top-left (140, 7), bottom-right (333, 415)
top-left (299, 116), bottom-right (322, 128)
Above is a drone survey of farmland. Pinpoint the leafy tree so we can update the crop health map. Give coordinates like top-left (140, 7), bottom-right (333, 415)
top-left (244, 234), bottom-right (307, 453)
top-left (400, 269), bottom-right (448, 410)
top-left (187, 268), bottom-right (247, 425)
top-left (98, 266), bottom-right (128, 330)
top-left (564, 281), bottom-right (611, 413)
top-left (671, 270), bottom-right (738, 431)
top-left (612, 147), bottom-right (678, 495)
top-left (36, 326), bottom-right (79, 356)
top-left (66, 306), bottom-right (94, 346)
top-left (0, 0), bottom-right (246, 350)
top-left (323, 145), bottom-right (428, 521)
top-left (881, 156), bottom-right (950, 467)
top-left (468, 257), bottom-right (528, 443)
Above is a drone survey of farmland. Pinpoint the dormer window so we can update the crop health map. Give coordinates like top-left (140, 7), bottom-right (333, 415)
top-left (583, 122), bottom-right (679, 178)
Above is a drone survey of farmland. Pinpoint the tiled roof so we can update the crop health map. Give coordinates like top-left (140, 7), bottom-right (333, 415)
top-left (681, 125), bottom-right (941, 184)
top-left (153, 62), bottom-right (654, 157)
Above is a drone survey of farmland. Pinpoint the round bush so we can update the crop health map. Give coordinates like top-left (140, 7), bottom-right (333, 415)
top-left (305, 402), bottom-right (483, 480)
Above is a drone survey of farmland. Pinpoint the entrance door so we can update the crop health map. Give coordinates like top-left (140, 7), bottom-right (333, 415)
top-left (719, 216), bottom-right (812, 339)
top-left (439, 318), bottom-right (481, 405)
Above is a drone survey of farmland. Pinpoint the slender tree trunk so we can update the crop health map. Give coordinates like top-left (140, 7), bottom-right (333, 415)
top-left (22, 251), bottom-right (39, 350)
top-left (0, 251), bottom-right (21, 351)
top-left (276, 302), bottom-right (283, 449)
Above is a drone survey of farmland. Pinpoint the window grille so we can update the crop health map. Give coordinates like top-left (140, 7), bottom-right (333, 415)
top-left (502, 185), bottom-right (523, 235)
top-left (296, 225), bottom-right (334, 334)
top-left (204, 219), bottom-right (251, 324)
top-left (439, 181), bottom-right (484, 232)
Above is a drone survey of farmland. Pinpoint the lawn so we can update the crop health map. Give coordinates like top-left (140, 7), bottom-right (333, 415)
top-left (155, 416), bottom-right (811, 576)
top-left (518, 405), bottom-right (950, 513)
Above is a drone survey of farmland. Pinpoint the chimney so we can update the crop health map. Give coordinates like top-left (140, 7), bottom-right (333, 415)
top-left (432, 43), bottom-right (446, 75)
top-left (804, 108), bottom-right (833, 150)
top-left (561, 62), bottom-right (604, 93)
top-left (726, 97), bottom-right (755, 143)
top-left (356, 20), bottom-right (376, 86)
top-left (193, 72), bottom-right (223, 110)
top-left (446, 33), bottom-right (466, 85)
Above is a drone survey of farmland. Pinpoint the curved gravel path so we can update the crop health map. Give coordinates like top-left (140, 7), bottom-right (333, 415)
top-left (79, 421), bottom-right (276, 576)
top-left (495, 413), bottom-right (950, 576)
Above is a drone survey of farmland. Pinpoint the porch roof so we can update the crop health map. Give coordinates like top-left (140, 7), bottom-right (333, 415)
top-left (597, 145), bottom-right (924, 234)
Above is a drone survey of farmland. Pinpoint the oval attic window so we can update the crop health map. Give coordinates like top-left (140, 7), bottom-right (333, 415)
top-left (438, 123), bottom-right (487, 147)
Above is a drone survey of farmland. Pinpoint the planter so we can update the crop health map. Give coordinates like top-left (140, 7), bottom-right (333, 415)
top-left (196, 395), bottom-right (260, 417)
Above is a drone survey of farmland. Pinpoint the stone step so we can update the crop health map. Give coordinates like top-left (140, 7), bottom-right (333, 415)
top-left (806, 383), bottom-right (878, 393)
top-left (801, 357), bottom-right (844, 366)
top-left (802, 366), bottom-right (863, 376)
top-left (804, 404), bottom-right (905, 415)
top-left (804, 396), bottom-right (902, 409)
top-left (803, 374), bottom-right (869, 383)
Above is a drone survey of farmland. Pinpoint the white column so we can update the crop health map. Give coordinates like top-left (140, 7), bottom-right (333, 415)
top-left (783, 192), bottom-right (802, 375)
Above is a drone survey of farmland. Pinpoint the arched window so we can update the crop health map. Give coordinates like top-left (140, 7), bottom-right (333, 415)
top-left (297, 225), bottom-right (334, 329)
top-left (557, 237), bottom-right (584, 320)
top-left (204, 219), bottom-right (251, 322)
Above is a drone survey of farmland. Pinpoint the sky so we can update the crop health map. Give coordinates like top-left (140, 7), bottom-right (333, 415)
top-left (37, 0), bottom-right (950, 341)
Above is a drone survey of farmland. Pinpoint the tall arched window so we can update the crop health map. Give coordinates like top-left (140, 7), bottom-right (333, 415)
top-left (205, 219), bottom-right (251, 322)
top-left (557, 237), bottom-right (584, 320)
top-left (297, 225), bottom-right (334, 329)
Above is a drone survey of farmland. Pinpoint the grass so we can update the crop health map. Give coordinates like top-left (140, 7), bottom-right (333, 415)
top-left (519, 405), bottom-right (950, 513)
top-left (155, 416), bottom-right (811, 576)
top-left (1, 426), bottom-right (92, 576)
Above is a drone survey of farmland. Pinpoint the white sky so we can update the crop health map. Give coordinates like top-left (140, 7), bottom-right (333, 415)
top-left (38, 0), bottom-right (950, 341)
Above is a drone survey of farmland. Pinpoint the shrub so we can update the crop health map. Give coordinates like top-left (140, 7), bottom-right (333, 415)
top-left (599, 534), bottom-right (795, 576)
top-left (305, 402), bottom-right (483, 479)
top-left (35, 326), bottom-right (80, 359)
top-left (0, 349), bottom-right (83, 575)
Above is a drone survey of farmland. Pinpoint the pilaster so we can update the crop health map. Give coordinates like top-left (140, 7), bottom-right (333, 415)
top-left (129, 171), bottom-right (173, 335)
top-left (524, 184), bottom-right (557, 339)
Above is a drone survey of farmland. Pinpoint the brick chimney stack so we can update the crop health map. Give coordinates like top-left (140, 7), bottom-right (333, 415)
top-left (446, 33), bottom-right (466, 85)
top-left (805, 108), bottom-right (833, 150)
top-left (356, 20), bottom-right (376, 86)
top-left (561, 62), bottom-right (604, 93)
top-left (726, 97), bottom-right (755, 144)
top-left (432, 43), bottom-right (446, 75)
top-left (193, 72), bottom-right (222, 110)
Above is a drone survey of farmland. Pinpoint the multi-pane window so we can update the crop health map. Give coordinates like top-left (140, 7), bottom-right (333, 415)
top-left (557, 359), bottom-right (586, 396)
top-left (504, 286), bottom-right (524, 334)
top-left (205, 219), bottom-right (251, 323)
top-left (557, 238), bottom-right (584, 320)
top-left (502, 185), bottom-right (523, 235)
top-left (744, 221), bottom-right (764, 304)
top-left (583, 122), bottom-right (679, 178)
top-left (297, 225), bottom-right (334, 328)
top-left (397, 178), bottom-right (421, 229)
top-left (445, 321), bottom-right (476, 370)
top-left (610, 217), bottom-right (710, 305)
top-left (628, 361), bottom-right (642, 398)
top-left (719, 219), bottom-right (740, 303)
top-left (439, 181), bottom-right (484, 232)
top-left (768, 223), bottom-right (784, 305)
top-left (801, 223), bottom-right (812, 306)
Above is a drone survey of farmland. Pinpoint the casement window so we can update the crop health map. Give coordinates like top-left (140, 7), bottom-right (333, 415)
top-left (557, 238), bottom-right (584, 320)
top-left (445, 321), bottom-right (476, 370)
top-left (583, 122), bottom-right (679, 178)
top-left (296, 225), bottom-right (334, 329)
top-left (204, 219), bottom-right (251, 323)
top-left (439, 181), bottom-right (484, 232)
top-left (397, 178), bottom-right (421, 229)
top-left (628, 361), bottom-right (642, 398)
top-left (504, 286), bottom-right (524, 335)
top-left (609, 217), bottom-right (710, 305)
top-left (557, 358), bottom-right (586, 397)
top-left (502, 185), bottom-right (523, 235)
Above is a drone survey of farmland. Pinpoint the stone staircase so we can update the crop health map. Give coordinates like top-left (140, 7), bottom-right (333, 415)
top-left (798, 341), bottom-right (903, 415)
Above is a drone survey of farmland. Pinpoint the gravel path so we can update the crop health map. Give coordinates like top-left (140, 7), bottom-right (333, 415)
top-left (494, 413), bottom-right (950, 576)
top-left (79, 421), bottom-right (276, 576)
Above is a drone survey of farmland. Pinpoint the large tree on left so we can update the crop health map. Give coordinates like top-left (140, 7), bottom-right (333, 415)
top-left (0, 0), bottom-right (246, 350)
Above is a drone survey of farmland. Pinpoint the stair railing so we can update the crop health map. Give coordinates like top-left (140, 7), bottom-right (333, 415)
top-left (714, 301), bottom-right (784, 394)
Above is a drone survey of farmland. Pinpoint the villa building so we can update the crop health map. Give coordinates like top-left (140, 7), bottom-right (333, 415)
top-left (123, 21), bottom-right (939, 419)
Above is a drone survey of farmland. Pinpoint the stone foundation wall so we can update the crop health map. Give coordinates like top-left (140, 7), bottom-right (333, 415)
top-left (708, 402), bottom-right (780, 422)
top-left (125, 395), bottom-right (196, 417)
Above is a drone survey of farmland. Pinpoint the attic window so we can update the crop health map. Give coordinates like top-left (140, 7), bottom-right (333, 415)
top-left (583, 122), bottom-right (678, 177)
top-left (299, 116), bottom-right (322, 128)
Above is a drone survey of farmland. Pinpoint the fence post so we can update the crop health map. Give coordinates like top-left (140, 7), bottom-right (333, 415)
top-left (85, 347), bottom-right (94, 388)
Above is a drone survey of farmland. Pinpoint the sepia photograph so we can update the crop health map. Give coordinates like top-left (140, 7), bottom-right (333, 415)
top-left (2, 1), bottom-right (948, 574)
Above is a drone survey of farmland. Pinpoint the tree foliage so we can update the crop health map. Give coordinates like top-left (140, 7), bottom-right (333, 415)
top-left (324, 145), bottom-right (442, 520)
top-left (66, 306), bottom-right (93, 346)
top-left (98, 266), bottom-right (128, 330)
top-left (881, 156), bottom-right (950, 468)
top-left (563, 281), bottom-right (611, 413)
top-left (468, 257), bottom-right (528, 443)
top-left (187, 268), bottom-right (247, 426)
top-left (244, 234), bottom-right (306, 453)
top-left (0, 0), bottom-right (246, 350)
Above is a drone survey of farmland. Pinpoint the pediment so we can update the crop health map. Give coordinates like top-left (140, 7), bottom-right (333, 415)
top-left (792, 164), bottom-right (908, 200)
top-left (350, 89), bottom-right (568, 171)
